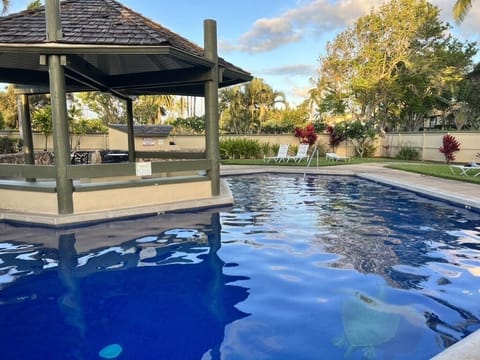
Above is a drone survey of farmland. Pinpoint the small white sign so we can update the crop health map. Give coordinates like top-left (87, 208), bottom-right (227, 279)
top-left (142, 137), bottom-right (155, 146)
top-left (135, 161), bottom-right (152, 176)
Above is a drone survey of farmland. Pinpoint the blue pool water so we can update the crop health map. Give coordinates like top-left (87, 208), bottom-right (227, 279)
top-left (0, 174), bottom-right (479, 359)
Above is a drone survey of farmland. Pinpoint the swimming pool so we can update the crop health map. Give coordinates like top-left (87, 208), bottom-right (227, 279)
top-left (0, 174), bottom-right (479, 359)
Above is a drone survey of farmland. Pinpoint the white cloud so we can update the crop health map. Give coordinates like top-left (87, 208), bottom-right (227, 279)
top-left (221, 0), bottom-right (479, 56)
top-left (221, 0), bottom-right (384, 54)
top-left (258, 64), bottom-right (316, 76)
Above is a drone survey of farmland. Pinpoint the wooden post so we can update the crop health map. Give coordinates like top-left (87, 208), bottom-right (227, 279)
top-left (126, 98), bottom-right (135, 162)
top-left (46, 0), bottom-right (74, 214)
top-left (18, 94), bottom-right (35, 168)
top-left (204, 20), bottom-right (220, 196)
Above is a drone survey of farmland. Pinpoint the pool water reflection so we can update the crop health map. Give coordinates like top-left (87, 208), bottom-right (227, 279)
top-left (0, 174), bottom-right (479, 359)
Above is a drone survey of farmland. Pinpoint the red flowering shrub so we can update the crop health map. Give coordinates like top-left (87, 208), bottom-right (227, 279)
top-left (294, 123), bottom-right (318, 145)
top-left (439, 134), bottom-right (460, 164)
top-left (326, 125), bottom-right (344, 151)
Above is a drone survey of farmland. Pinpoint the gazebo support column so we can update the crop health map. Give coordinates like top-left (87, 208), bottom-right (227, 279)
top-left (18, 94), bottom-right (35, 181)
top-left (126, 98), bottom-right (135, 162)
top-left (45, 0), bottom-right (73, 214)
top-left (48, 54), bottom-right (74, 214)
top-left (204, 19), bottom-right (220, 196)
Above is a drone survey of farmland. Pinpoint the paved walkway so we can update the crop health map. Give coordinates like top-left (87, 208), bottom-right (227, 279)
top-left (221, 163), bottom-right (480, 211)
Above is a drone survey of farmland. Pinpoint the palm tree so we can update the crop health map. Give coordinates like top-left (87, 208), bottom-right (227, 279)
top-left (2, 0), bottom-right (9, 15)
top-left (453, 0), bottom-right (473, 23)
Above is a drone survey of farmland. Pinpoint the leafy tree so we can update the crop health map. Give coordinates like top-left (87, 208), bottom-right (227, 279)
top-left (168, 115), bottom-right (205, 135)
top-left (314, 0), bottom-right (477, 132)
top-left (71, 119), bottom-right (90, 150)
top-left (0, 84), bottom-right (17, 129)
top-left (77, 92), bottom-right (126, 125)
top-left (219, 78), bottom-right (285, 134)
top-left (1, 0), bottom-right (8, 14)
top-left (32, 105), bottom-right (52, 150)
top-left (219, 86), bottom-right (251, 134)
top-left (134, 95), bottom-right (176, 124)
top-left (262, 103), bottom-right (310, 134)
top-left (345, 120), bottom-right (378, 158)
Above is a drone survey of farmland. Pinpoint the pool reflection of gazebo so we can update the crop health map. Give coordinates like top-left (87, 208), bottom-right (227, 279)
top-left (0, 0), bottom-right (251, 225)
top-left (0, 209), bottom-right (250, 359)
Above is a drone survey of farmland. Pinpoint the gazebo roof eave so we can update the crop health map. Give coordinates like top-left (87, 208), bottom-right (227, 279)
top-left (0, 42), bottom-right (216, 68)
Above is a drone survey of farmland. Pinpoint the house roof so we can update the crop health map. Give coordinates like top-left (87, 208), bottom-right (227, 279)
top-left (109, 124), bottom-right (173, 137)
top-left (0, 0), bottom-right (251, 97)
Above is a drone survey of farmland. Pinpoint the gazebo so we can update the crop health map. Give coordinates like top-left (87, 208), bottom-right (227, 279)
top-left (0, 0), bottom-right (251, 225)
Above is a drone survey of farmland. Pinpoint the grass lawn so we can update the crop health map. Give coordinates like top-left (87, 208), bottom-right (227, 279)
top-left (386, 163), bottom-right (480, 185)
top-left (221, 157), bottom-right (480, 185)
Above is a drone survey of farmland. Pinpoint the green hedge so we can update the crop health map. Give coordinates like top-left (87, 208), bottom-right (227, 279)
top-left (219, 138), bottom-right (262, 159)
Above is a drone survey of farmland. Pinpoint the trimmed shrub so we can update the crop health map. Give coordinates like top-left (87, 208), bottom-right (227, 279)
top-left (0, 137), bottom-right (18, 154)
top-left (289, 144), bottom-right (298, 156)
top-left (396, 144), bottom-right (419, 161)
top-left (219, 138), bottom-right (261, 159)
top-left (260, 142), bottom-right (271, 157)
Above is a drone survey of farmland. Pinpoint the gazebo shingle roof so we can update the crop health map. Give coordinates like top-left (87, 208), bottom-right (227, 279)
top-left (0, 0), bottom-right (203, 51)
top-left (0, 0), bottom-right (251, 96)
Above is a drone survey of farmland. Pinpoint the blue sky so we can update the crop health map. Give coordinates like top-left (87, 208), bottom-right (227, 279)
top-left (9, 0), bottom-right (480, 106)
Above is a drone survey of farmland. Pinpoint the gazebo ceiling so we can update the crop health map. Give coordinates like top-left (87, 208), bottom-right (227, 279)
top-left (0, 0), bottom-right (252, 97)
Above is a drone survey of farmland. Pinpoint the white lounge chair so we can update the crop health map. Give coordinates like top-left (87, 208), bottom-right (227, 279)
top-left (450, 162), bottom-right (480, 177)
top-left (264, 144), bottom-right (290, 163)
top-left (286, 144), bottom-right (309, 163)
top-left (326, 152), bottom-right (350, 162)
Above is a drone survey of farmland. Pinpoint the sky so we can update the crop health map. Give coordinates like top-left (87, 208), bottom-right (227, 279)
top-left (8, 0), bottom-right (480, 106)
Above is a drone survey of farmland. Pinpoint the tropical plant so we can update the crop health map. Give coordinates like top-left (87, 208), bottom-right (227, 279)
top-left (134, 95), bottom-right (176, 124)
top-left (27, 0), bottom-right (41, 10)
top-left (1, 0), bottom-right (8, 14)
top-left (32, 106), bottom-right (53, 150)
top-left (0, 136), bottom-right (17, 153)
top-left (453, 0), bottom-right (474, 22)
top-left (219, 78), bottom-right (286, 134)
top-left (260, 142), bottom-right (271, 157)
top-left (326, 125), bottom-right (345, 152)
top-left (439, 134), bottom-right (461, 163)
top-left (219, 138), bottom-right (261, 160)
top-left (71, 119), bottom-right (91, 150)
top-left (168, 115), bottom-right (205, 134)
top-left (396, 144), bottom-right (420, 160)
top-left (345, 120), bottom-right (378, 158)
top-left (294, 123), bottom-right (318, 145)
